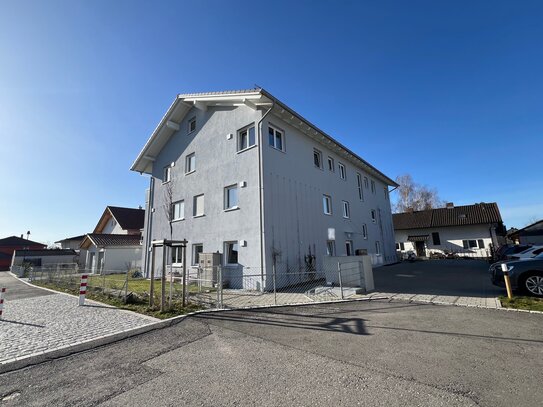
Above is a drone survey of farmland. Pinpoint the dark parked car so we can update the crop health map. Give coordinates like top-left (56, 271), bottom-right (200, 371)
top-left (490, 255), bottom-right (543, 297)
top-left (493, 244), bottom-right (532, 262)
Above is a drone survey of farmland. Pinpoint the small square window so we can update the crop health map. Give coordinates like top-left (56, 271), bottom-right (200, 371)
top-left (268, 125), bottom-right (284, 151)
top-left (188, 117), bottom-right (196, 133)
top-left (338, 163), bottom-right (346, 180)
top-left (342, 201), bottom-right (350, 219)
top-left (323, 195), bottom-right (332, 215)
top-left (327, 157), bottom-right (335, 172)
top-left (224, 185), bottom-right (239, 210)
top-left (185, 153), bottom-right (195, 173)
top-left (193, 194), bottom-right (205, 217)
top-left (163, 166), bottom-right (171, 183)
top-left (313, 149), bottom-right (322, 169)
top-left (192, 244), bottom-right (203, 265)
top-left (225, 241), bottom-right (239, 265)
top-left (238, 125), bottom-right (256, 151)
top-left (172, 200), bottom-right (184, 221)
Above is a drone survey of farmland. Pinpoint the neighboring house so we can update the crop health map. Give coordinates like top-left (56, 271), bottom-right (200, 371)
top-left (55, 234), bottom-right (86, 266)
top-left (0, 236), bottom-right (46, 271)
top-left (131, 88), bottom-right (398, 288)
top-left (508, 220), bottom-right (543, 245)
top-left (11, 249), bottom-right (78, 268)
top-left (393, 202), bottom-right (506, 258)
top-left (80, 206), bottom-right (145, 273)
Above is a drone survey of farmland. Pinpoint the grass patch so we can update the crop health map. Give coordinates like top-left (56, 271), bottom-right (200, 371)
top-left (32, 280), bottom-right (204, 319)
top-left (499, 295), bottom-right (543, 312)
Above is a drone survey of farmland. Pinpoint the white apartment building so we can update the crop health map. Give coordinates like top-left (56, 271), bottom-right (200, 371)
top-left (131, 88), bottom-right (398, 289)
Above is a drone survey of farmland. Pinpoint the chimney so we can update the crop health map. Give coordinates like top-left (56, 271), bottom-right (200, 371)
top-left (446, 202), bottom-right (454, 209)
top-left (20, 234), bottom-right (23, 238)
top-left (139, 205), bottom-right (143, 210)
top-left (407, 207), bottom-right (414, 213)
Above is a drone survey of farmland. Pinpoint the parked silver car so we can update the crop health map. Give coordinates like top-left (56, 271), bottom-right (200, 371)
top-left (490, 255), bottom-right (543, 297)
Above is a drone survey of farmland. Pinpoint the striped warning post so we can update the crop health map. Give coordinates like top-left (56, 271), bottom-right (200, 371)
top-left (0, 287), bottom-right (6, 319)
top-left (78, 274), bottom-right (88, 306)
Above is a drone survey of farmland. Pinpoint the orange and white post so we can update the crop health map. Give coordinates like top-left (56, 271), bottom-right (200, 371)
top-left (79, 274), bottom-right (88, 306)
top-left (501, 263), bottom-right (513, 300)
top-left (0, 287), bottom-right (6, 319)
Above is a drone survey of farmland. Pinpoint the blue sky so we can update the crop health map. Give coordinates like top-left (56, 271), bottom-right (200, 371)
top-left (1, 0), bottom-right (542, 245)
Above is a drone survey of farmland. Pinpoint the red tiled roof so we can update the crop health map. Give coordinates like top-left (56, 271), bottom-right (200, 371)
top-left (393, 203), bottom-right (503, 230)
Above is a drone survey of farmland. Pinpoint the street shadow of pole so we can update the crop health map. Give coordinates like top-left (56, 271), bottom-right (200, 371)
top-left (0, 319), bottom-right (45, 328)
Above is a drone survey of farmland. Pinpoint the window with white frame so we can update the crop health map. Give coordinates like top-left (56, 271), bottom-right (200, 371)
top-left (224, 241), bottom-right (239, 265)
top-left (268, 125), bottom-right (284, 151)
top-left (188, 117), bottom-right (196, 133)
top-left (362, 223), bottom-right (368, 239)
top-left (171, 246), bottom-right (182, 265)
top-left (364, 176), bottom-right (369, 188)
top-left (224, 184), bottom-right (239, 210)
top-left (185, 153), bottom-right (195, 173)
top-left (323, 195), bottom-right (332, 215)
top-left (163, 165), bottom-right (171, 183)
top-left (192, 243), bottom-right (203, 265)
top-left (326, 240), bottom-right (336, 256)
top-left (371, 209), bottom-right (376, 223)
top-left (238, 125), bottom-right (256, 151)
top-left (356, 173), bottom-right (364, 201)
top-left (327, 156), bottom-right (335, 172)
top-left (338, 163), bottom-right (346, 180)
top-left (313, 149), bottom-right (323, 169)
top-left (375, 241), bottom-right (381, 255)
top-left (172, 200), bottom-right (184, 221)
top-left (371, 180), bottom-right (376, 193)
top-left (342, 201), bottom-right (350, 218)
top-left (193, 194), bottom-right (205, 217)
top-left (345, 240), bottom-right (353, 256)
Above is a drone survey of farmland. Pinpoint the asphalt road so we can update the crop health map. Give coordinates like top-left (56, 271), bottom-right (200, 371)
top-left (374, 259), bottom-right (503, 298)
top-left (1, 299), bottom-right (541, 406)
top-left (0, 271), bottom-right (53, 301)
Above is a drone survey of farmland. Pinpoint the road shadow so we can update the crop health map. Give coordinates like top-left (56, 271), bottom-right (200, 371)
top-left (0, 319), bottom-right (45, 328)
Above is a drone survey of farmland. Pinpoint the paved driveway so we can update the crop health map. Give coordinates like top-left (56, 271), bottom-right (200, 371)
top-left (371, 260), bottom-right (503, 307)
top-left (1, 300), bottom-right (541, 407)
top-left (0, 271), bottom-right (53, 301)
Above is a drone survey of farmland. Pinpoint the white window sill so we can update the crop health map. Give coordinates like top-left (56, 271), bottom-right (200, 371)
top-left (171, 263), bottom-right (183, 267)
top-left (172, 218), bottom-right (185, 223)
top-left (237, 144), bottom-right (257, 154)
top-left (224, 206), bottom-right (240, 212)
top-left (193, 214), bottom-right (205, 218)
top-left (223, 264), bottom-right (239, 268)
top-left (314, 165), bottom-right (324, 171)
top-left (162, 180), bottom-right (171, 185)
top-left (269, 145), bottom-right (286, 153)
top-left (185, 170), bottom-right (195, 176)
top-left (324, 212), bottom-right (332, 216)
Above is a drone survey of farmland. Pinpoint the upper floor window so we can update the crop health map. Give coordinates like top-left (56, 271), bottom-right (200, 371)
top-left (384, 187), bottom-right (389, 200)
top-left (323, 195), bottom-right (332, 215)
top-left (238, 125), bottom-right (256, 151)
top-left (185, 153), bottom-right (196, 174)
top-left (371, 180), bottom-right (376, 194)
top-left (356, 173), bottom-right (364, 201)
top-left (188, 117), bottom-right (196, 133)
top-left (338, 163), bottom-right (346, 180)
top-left (163, 165), bottom-right (171, 183)
top-left (364, 176), bottom-right (369, 188)
top-left (268, 125), bottom-right (284, 151)
top-left (342, 201), bottom-right (350, 219)
top-left (327, 156), bottom-right (335, 172)
top-left (193, 194), bottom-right (205, 217)
top-left (172, 200), bottom-right (184, 221)
top-left (224, 184), bottom-right (239, 210)
top-left (362, 223), bottom-right (368, 239)
top-left (371, 209), bottom-right (376, 223)
top-left (313, 149), bottom-right (323, 169)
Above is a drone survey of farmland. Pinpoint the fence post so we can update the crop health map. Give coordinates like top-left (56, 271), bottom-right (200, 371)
top-left (79, 275), bottom-right (88, 306)
top-left (216, 265), bottom-right (222, 309)
top-left (182, 245), bottom-right (187, 307)
top-left (0, 287), bottom-right (6, 319)
top-left (149, 247), bottom-right (155, 307)
top-left (272, 260), bottom-right (277, 306)
top-left (125, 268), bottom-right (129, 304)
top-left (337, 262), bottom-right (344, 300)
top-left (161, 246), bottom-right (166, 312)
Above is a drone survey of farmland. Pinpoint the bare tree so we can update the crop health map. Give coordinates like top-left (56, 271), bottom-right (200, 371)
top-left (162, 181), bottom-right (174, 309)
top-left (393, 174), bottom-right (444, 213)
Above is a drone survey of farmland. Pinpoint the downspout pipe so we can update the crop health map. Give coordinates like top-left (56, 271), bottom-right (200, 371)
top-left (257, 99), bottom-right (275, 288)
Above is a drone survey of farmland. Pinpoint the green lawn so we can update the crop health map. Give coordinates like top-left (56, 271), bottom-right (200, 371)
top-left (500, 296), bottom-right (543, 312)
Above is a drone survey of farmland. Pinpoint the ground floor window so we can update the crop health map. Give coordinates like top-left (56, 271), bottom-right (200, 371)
top-left (432, 232), bottom-right (441, 245)
top-left (224, 241), bottom-right (239, 265)
top-left (192, 244), bottom-right (203, 265)
top-left (172, 246), bottom-right (182, 265)
top-left (396, 242), bottom-right (405, 250)
top-left (462, 240), bottom-right (478, 249)
top-left (375, 241), bottom-right (381, 255)
top-left (345, 240), bottom-right (353, 256)
top-left (326, 240), bottom-right (336, 256)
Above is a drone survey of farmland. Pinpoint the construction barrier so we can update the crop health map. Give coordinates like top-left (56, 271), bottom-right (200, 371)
top-left (0, 287), bottom-right (5, 319)
top-left (79, 275), bottom-right (88, 306)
